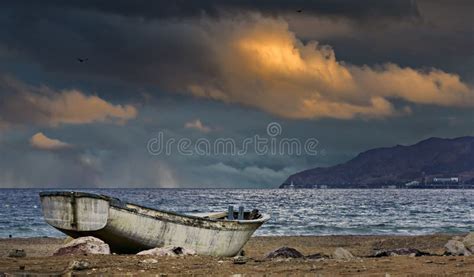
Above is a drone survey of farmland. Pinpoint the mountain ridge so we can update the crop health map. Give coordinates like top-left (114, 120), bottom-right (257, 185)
top-left (281, 136), bottom-right (474, 188)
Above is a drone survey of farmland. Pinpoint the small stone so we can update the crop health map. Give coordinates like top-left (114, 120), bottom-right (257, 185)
top-left (445, 240), bottom-right (471, 256)
top-left (69, 260), bottom-right (91, 271)
top-left (8, 249), bottom-right (26, 258)
top-left (137, 246), bottom-right (196, 257)
top-left (140, 258), bottom-right (158, 264)
top-left (332, 247), bottom-right (354, 260)
top-left (233, 256), bottom-right (247, 264)
top-left (265, 247), bottom-right (304, 259)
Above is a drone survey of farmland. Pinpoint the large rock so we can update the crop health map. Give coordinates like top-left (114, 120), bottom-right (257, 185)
top-left (444, 240), bottom-right (471, 256)
top-left (332, 247), bottom-right (354, 260)
top-left (462, 232), bottom-right (474, 252)
top-left (53, 236), bottom-right (110, 256)
top-left (63, 236), bottom-right (75, 244)
top-left (265, 247), bottom-right (304, 259)
top-left (137, 246), bottom-right (196, 257)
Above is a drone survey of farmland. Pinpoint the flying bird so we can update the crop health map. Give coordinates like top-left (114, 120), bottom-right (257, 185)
top-left (297, 9), bottom-right (303, 13)
top-left (77, 58), bottom-right (89, 63)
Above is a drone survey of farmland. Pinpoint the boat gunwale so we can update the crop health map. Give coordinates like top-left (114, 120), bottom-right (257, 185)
top-left (39, 191), bottom-right (270, 225)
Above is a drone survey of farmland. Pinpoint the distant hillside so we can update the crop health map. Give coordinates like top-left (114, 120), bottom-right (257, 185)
top-left (281, 137), bottom-right (474, 188)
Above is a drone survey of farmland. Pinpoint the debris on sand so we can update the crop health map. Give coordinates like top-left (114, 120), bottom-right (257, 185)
top-left (265, 247), bottom-right (304, 259)
top-left (69, 260), bottom-right (91, 271)
top-left (373, 248), bottom-right (431, 257)
top-left (54, 236), bottom-right (110, 256)
top-left (305, 253), bottom-right (329, 260)
top-left (8, 249), bottom-right (26, 258)
top-left (137, 246), bottom-right (196, 257)
top-left (233, 256), bottom-right (247, 264)
top-left (139, 258), bottom-right (159, 265)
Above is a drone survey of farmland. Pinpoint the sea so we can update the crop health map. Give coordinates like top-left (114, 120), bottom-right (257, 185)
top-left (1, 188), bottom-right (473, 238)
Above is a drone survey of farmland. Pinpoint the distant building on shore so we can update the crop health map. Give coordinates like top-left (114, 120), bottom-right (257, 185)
top-left (433, 177), bottom-right (459, 183)
top-left (404, 180), bottom-right (420, 187)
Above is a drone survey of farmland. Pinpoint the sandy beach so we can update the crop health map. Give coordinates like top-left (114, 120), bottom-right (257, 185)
top-left (1, 234), bottom-right (474, 275)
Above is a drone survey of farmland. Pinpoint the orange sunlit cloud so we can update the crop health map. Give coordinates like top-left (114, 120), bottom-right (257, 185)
top-left (30, 132), bottom-right (71, 150)
top-left (185, 15), bottom-right (473, 119)
top-left (0, 74), bottom-right (138, 128)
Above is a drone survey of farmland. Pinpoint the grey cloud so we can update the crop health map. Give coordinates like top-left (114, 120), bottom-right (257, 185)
top-left (1, 93), bottom-right (473, 188)
top-left (0, 138), bottom-right (99, 187)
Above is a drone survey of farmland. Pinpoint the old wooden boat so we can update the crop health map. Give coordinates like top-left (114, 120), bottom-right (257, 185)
top-left (39, 191), bottom-right (269, 256)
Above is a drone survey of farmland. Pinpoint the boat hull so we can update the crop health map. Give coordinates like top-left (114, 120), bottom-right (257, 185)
top-left (40, 192), bottom-right (269, 256)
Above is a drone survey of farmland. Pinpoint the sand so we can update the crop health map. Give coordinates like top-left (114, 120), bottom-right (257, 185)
top-left (1, 234), bottom-right (474, 275)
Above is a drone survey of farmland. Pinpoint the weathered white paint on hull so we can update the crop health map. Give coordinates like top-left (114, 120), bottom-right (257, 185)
top-left (40, 191), bottom-right (269, 257)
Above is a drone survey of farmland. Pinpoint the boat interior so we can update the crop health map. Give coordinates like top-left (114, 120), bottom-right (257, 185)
top-left (201, 208), bottom-right (262, 221)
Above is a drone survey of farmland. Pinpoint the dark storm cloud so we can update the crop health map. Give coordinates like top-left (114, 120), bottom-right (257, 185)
top-left (0, 0), bottom-right (421, 90)
top-left (1, 2), bottom-right (473, 121)
top-left (294, 0), bottom-right (474, 80)
top-left (0, 5), bottom-right (220, 95)
top-left (4, 0), bottom-right (420, 20)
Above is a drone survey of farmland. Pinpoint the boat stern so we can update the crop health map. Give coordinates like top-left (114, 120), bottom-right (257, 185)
top-left (39, 191), bottom-right (109, 232)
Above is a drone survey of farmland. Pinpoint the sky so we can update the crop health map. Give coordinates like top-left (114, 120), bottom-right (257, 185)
top-left (0, 0), bottom-right (473, 188)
